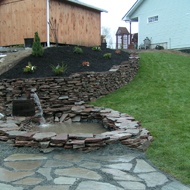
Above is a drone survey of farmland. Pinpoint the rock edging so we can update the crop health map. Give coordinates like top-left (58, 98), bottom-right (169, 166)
top-left (0, 104), bottom-right (153, 152)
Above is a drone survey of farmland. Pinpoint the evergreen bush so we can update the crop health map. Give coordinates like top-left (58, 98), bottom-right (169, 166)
top-left (32, 32), bottom-right (44, 57)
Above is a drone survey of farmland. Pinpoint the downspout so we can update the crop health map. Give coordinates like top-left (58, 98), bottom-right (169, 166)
top-left (47, 0), bottom-right (50, 47)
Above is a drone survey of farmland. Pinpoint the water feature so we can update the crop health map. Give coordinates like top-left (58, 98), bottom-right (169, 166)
top-left (13, 88), bottom-right (107, 134)
top-left (29, 89), bottom-right (46, 125)
top-left (33, 121), bottom-right (107, 134)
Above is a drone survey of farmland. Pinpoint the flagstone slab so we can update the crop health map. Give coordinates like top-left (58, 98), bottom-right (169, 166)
top-left (102, 168), bottom-right (142, 181)
top-left (54, 176), bottom-right (78, 185)
top-left (6, 130), bottom-right (28, 138)
top-left (51, 133), bottom-right (68, 143)
top-left (32, 185), bottom-right (70, 190)
top-left (53, 154), bottom-right (84, 162)
top-left (117, 181), bottom-right (146, 190)
top-left (0, 167), bottom-right (34, 182)
top-left (161, 181), bottom-right (190, 190)
top-left (0, 123), bottom-right (19, 128)
top-left (43, 160), bottom-right (73, 168)
top-left (133, 159), bottom-right (156, 173)
top-left (104, 163), bottom-right (133, 171)
top-left (33, 132), bottom-right (56, 141)
top-left (76, 181), bottom-right (124, 190)
top-left (4, 160), bottom-right (43, 171)
top-left (4, 154), bottom-right (47, 161)
top-left (138, 172), bottom-right (168, 187)
top-left (54, 167), bottom-right (102, 180)
top-left (79, 161), bottom-right (101, 169)
top-left (125, 128), bottom-right (140, 135)
top-left (92, 154), bottom-right (138, 163)
top-left (37, 168), bottom-right (52, 181)
top-left (68, 133), bottom-right (94, 139)
top-left (13, 177), bottom-right (44, 185)
top-left (0, 183), bottom-right (23, 190)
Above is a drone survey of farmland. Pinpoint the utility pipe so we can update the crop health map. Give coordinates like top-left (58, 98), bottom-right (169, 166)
top-left (47, 0), bottom-right (50, 47)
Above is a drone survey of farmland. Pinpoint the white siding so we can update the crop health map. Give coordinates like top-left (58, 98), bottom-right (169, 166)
top-left (130, 0), bottom-right (190, 49)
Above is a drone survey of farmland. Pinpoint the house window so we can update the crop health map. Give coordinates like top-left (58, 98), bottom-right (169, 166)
top-left (148, 16), bottom-right (158, 23)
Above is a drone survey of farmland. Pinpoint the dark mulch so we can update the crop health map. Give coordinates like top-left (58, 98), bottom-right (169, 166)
top-left (0, 45), bottom-right (129, 79)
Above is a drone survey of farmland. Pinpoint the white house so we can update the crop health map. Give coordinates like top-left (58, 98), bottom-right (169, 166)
top-left (122, 0), bottom-right (190, 50)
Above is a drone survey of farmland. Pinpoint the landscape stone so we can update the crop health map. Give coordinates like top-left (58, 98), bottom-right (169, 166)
top-left (101, 168), bottom-right (142, 181)
top-left (39, 141), bottom-right (50, 148)
top-left (0, 183), bottom-right (23, 190)
top-left (53, 154), bottom-right (84, 162)
top-left (4, 154), bottom-right (47, 161)
top-left (13, 177), bottom-right (44, 185)
top-left (162, 181), bottom-right (190, 190)
top-left (138, 172), bottom-right (168, 187)
top-left (104, 163), bottom-right (133, 171)
top-left (6, 130), bottom-right (28, 138)
top-left (133, 159), bottom-right (156, 173)
top-left (54, 176), bottom-right (78, 185)
top-left (117, 181), bottom-right (146, 190)
top-left (4, 160), bottom-right (43, 170)
top-left (76, 181), bottom-right (124, 190)
top-left (32, 185), bottom-right (70, 190)
top-left (93, 154), bottom-right (137, 163)
top-left (51, 133), bottom-right (68, 143)
top-left (79, 162), bottom-right (101, 169)
top-left (0, 167), bottom-right (34, 182)
top-left (32, 132), bottom-right (56, 141)
top-left (43, 160), bottom-right (73, 168)
top-left (54, 167), bottom-right (102, 180)
top-left (37, 168), bottom-right (52, 181)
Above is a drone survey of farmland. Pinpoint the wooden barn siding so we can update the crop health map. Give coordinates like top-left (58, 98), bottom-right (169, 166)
top-left (0, 0), bottom-right (47, 46)
top-left (49, 1), bottom-right (101, 46)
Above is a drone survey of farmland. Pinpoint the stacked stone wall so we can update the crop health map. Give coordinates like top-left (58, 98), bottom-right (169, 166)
top-left (0, 57), bottom-right (139, 116)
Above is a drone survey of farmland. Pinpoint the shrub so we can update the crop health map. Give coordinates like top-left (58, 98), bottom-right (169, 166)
top-left (92, 46), bottom-right (101, 51)
top-left (32, 32), bottom-right (44, 57)
top-left (23, 62), bottom-right (36, 73)
top-left (73, 46), bottom-right (83, 54)
top-left (50, 63), bottom-right (67, 75)
top-left (103, 53), bottom-right (112, 59)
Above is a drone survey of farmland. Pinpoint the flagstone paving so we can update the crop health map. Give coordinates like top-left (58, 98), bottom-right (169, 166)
top-left (0, 143), bottom-right (190, 190)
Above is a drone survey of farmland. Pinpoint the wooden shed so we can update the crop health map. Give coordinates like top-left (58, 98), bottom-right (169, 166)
top-left (0, 0), bottom-right (107, 47)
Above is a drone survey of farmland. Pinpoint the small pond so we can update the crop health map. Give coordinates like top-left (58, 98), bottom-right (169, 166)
top-left (32, 122), bottom-right (107, 134)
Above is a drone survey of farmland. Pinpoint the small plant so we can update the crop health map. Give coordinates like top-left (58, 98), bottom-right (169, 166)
top-left (103, 53), bottom-right (112, 59)
top-left (73, 46), bottom-right (83, 54)
top-left (50, 63), bottom-right (67, 75)
top-left (23, 62), bottom-right (36, 73)
top-left (82, 61), bottom-right (90, 66)
top-left (32, 32), bottom-right (44, 57)
top-left (115, 49), bottom-right (121, 54)
top-left (92, 46), bottom-right (101, 51)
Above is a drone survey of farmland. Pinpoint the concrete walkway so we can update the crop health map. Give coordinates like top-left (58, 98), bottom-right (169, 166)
top-left (0, 143), bottom-right (189, 190)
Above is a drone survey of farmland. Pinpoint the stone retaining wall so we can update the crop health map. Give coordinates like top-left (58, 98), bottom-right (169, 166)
top-left (0, 56), bottom-right (139, 116)
top-left (0, 55), bottom-right (153, 152)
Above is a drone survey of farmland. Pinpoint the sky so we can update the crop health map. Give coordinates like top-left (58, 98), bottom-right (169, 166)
top-left (79, 0), bottom-right (138, 48)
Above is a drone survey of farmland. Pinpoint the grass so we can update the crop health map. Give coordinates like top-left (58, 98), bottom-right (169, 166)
top-left (91, 51), bottom-right (190, 184)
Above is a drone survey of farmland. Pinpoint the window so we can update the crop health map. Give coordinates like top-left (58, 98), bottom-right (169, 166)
top-left (148, 16), bottom-right (158, 23)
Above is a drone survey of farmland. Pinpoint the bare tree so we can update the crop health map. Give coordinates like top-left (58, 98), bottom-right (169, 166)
top-left (49, 18), bottom-right (59, 47)
top-left (101, 27), bottom-right (113, 48)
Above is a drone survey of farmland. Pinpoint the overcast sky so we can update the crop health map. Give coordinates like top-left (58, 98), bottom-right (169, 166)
top-left (79, 0), bottom-right (138, 47)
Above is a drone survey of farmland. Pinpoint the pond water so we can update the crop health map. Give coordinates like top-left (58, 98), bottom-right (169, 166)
top-left (33, 122), bottom-right (107, 134)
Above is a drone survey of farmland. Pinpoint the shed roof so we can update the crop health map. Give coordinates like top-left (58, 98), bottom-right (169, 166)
top-left (122, 0), bottom-right (144, 21)
top-left (67, 0), bottom-right (108, 13)
top-left (116, 27), bottom-right (129, 35)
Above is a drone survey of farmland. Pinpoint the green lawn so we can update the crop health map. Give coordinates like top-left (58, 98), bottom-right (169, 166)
top-left (91, 51), bottom-right (190, 184)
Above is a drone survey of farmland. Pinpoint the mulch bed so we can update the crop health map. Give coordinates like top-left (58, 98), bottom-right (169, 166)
top-left (0, 45), bottom-right (129, 79)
